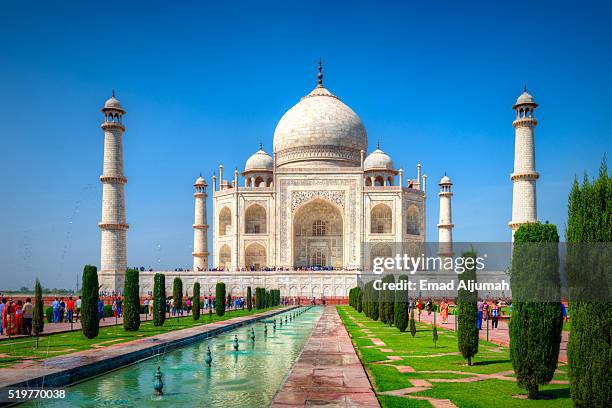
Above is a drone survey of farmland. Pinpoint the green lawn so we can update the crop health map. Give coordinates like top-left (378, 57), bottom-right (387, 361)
top-left (0, 307), bottom-right (279, 368)
top-left (337, 306), bottom-right (570, 408)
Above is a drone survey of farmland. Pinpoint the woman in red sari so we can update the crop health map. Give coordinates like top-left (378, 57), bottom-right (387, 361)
top-left (440, 298), bottom-right (449, 324)
top-left (14, 300), bottom-right (23, 335)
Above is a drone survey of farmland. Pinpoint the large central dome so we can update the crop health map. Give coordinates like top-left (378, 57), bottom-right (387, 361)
top-left (273, 78), bottom-right (368, 168)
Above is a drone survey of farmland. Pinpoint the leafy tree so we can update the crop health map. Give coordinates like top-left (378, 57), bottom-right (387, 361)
top-left (394, 275), bottom-right (409, 332)
top-left (123, 269), bottom-right (141, 331)
top-left (246, 286), bottom-right (252, 311)
top-left (33, 278), bottom-right (44, 347)
top-left (153, 273), bottom-right (166, 326)
top-left (216, 282), bottom-right (226, 316)
top-left (81, 265), bottom-right (99, 339)
top-left (457, 250), bottom-right (479, 366)
top-left (173, 278), bottom-right (183, 316)
top-left (409, 308), bottom-right (416, 337)
top-left (510, 223), bottom-right (563, 399)
top-left (192, 282), bottom-right (201, 321)
top-left (566, 158), bottom-right (611, 407)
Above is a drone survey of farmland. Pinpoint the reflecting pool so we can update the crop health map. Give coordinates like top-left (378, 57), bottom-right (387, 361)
top-left (28, 307), bottom-right (322, 407)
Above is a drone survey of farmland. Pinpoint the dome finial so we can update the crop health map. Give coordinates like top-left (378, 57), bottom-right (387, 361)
top-left (112, 88), bottom-right (115, 97)
top-left (377, 140), bottom-right (380, 150)
top-left (259, 141), bottom-right (263, 150)
top-left (317, 58), bottom-right (323, 87)
top-left (523, 81), bottom-right (527, 93)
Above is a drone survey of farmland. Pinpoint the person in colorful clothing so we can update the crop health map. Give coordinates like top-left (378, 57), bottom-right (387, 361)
top-left (491, 301), bottom-right (500, 329)
top-left (440, 299), bottom-right (449, 324)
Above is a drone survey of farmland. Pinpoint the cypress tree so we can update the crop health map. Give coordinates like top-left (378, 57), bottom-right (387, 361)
top-left (33, 278), bottom-right (44, 347)
top-left (394, 275), bottom-right (409, 332)
top-left (567, 159), bottom-right (611, 407)
top-left (153, 273), bottom-right (166, 326)
top-left (173, 278), bottom-right (183, 316)
top-left (382, 274), bottom-right (395, 325)
top-left (409, 308), bottom-right (417, 337)
top-left (510, 223), bottom-right (563, 399)
top-left (247, 287), bottom-right (252, 311)
top-left (371, 281), bottom-right (379, 321)
top-left (457, 250), bottom-right (479, 366)
top-left (81, 264), bottom-right (99, 339)
top-left (216, 282), bottom-right (226, 316)
top-left (123, 268), bottom-right (140, 331)
top-left (227, 293), bottom-right (232, 312)
top-left (356, 286), bottom-right (363, 313)
top-left (432, 313), bottom-right (438, 348)
top-left (192, 282), bottom-right (201, 321)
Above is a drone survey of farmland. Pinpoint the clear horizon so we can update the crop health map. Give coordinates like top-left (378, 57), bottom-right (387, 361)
top-left (1, 1), bottom-right (610, 289)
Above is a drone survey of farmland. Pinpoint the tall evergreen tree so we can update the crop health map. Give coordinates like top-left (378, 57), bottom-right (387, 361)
top-left (153, 273), bottom-right (166, 326)
top-left (371, 280), bottom-right (379, 321)
top-left (381, 274), bottom-right (395, 325)
top-left (566, 158), bottom-right (611, 407)
top-left (510, 223), bottom-right (563, 399)
top-left (81, 265), bottom-right (99, 339)
top-left (192, 282), bottom-right (201, 321)
top-left (227, 293), bottom-right (232, 312)
top-left (216, 282), bottom-right (226, 316)
top-left (32, 278), bottom-right (44, 347)
top-left (409, 308), bottom-right (417, 337)
top-left (356, 286), bottom-right (363, 313)
top-left (457, 250), bottom-right (479, 366)
top-left (247, 287), bottom-right (252, 311)
top-left (394, 275), bottom-right (409, 332)
top-left (123, 268), bottom-right (141, 331)
top-left (173, 278), bottom-right (183, 315)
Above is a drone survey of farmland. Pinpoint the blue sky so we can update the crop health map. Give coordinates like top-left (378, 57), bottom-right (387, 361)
top-left (1, 1), bottom-right (610, 289)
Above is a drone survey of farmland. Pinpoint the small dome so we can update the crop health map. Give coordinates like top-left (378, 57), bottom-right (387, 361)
top-left (244, 146), bottom-right (273, 172)
top-left (364, 147), bottom-right (394, 171)
top-left (194, 175), bottom-right (206, 186)
top-left (439, 175), bottom-right (452, 184)
top-left (103, 95), bottom-right (124, 111)
top-left (515, 91), bottom-right (535, 105)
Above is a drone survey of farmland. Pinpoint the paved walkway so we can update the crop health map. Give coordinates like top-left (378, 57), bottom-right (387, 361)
top-left (0, 307), bottom-right (291, 390)
top-left (417, 312), bottom-right (568, 362)
top-left (272, 306), bottom-right (379, 407)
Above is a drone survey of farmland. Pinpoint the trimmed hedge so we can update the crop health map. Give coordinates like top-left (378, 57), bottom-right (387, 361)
top-left (216, 282), bottom-right (226, 316)
top-left (393, 275), bottom-right (409, 332)
top-left (123, 269), bottom-right (140, 331)
top-left (81, 265), bottom-right (99, 339)
top-left (246, 286), bottom-right (252, 311)
top-left (192, 282), bottom-right (201, 321)
top-left (153, 273), bottom-right (166, 326)
top-left (457, 250), bottom-right (479, 366)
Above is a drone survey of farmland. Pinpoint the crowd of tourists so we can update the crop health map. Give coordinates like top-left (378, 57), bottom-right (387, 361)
top-left (0, 297), bottom-right (34, 336)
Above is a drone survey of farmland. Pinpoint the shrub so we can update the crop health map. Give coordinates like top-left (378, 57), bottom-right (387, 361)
top-left (45, 307), bottom-right (53, 323)
top-left (457, 251), bottom-right (479, 366)
top-left (381, 274), bottom-right (395, 325)
top-left (247, 287), bottom-right (252, 311)
top-left (192, 282), bottom-right (200, 321)
top-left (153, 273), bottom-right (166, 326)
top-left (410, 308), bottom-right (416, 337)
top-left (394, 275), bottom-right (409, 332)
top-left (216, 282), bottom-right (226, 316)
top-left (173, 277), bottom-right (183, 315)
top-left (33, 278), bottom-right (44, 344)
top-left (81, 265), bottom-right (99, 339)
top-left (510, 223), bottom-right (563, 399)
top-left (123, 269), bottom-right (140, 331)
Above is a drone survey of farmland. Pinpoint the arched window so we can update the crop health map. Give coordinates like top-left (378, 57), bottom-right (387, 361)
top-left (218, 207), bottom-right (231, 236)
top-left (311, 249), bottom-right (326, 267)
top-left (371, 204), bottom-right (392, 234)
top-left (407, 205), bottom-right (420, 235)
top-left (244, 243), bottom-right (266, 269)
top-left (312, 220), bottom-right (326, 236)
top-left (266, 177), bottom-right (273, 187)
top-left (365, 177), bottom-right (372, 186)
top-left (245, 204), bottom-right (266, 234)
top-left (255, 176), bottom-right (264, 187)
top-left (219, 244), bottom-right (231, 269)
top-left (375, 176), bottom-right (384, 186)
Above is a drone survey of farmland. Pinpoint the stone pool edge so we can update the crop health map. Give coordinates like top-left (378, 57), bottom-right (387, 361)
top-left (0, 306), bottom-right (297, 399)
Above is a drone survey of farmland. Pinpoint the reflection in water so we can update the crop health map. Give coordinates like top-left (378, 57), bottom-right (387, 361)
top-left (27, 307), bottom-right (322, 407)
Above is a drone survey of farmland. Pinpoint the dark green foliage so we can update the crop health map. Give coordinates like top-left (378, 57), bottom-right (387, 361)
top-left (153, 273), bottom-right (166, 326)
top-left (566, 158), bottom-right (612, 407)
top-left (123, 269), bottom-right (140, 331)
top-left (371, 281), bottom-right (379, 321)
top-left (356, 287), bottom-right (363, 313)
top-left (255, 287), bottom-right (265, 309)
top-left (393, 275), bottom-right (409, 332)
top-left (216, 282), bottom-right (226, 316)
top-left (192, 282), bottom-right (200, 321)
top-left (409, 308), bottom-right (416, 337)
top-left (246, 287), bottom-right (252, 311)
top-left (33, 279), bottom-right (44, 341)
top-left (457, 251), bottom-right (479, 366)
top-left (381, 274), bottom-right (395, 325)
top-left (432, 322), bottom-right (438, 347)
top-left (81, 265), bottom-right (99, 339)
top-left (227, 293), bottom-right (232, 311)
top-left (173, 278), bottom-right (183, 315)
top-left (510, 222), bottom-right (563, 399)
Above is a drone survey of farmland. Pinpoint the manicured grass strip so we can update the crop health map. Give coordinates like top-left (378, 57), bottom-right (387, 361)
top-left (0, 307), bottom-right (279, 367)
top-left (337, 306), bottom-right (571, 408)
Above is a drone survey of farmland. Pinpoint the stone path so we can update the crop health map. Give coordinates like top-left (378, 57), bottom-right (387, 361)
top-left (0, 307), bottom-right (291, 390)
top-left (416, 312), bottom-right (569, 362)
top-left (272, 306), bottom-right (380, 407)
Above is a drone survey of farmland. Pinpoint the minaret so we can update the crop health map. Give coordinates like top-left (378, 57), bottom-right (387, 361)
top-left (192, 175), bottom-right (209, 271)
top-left (98, 92), bottom-right (128, 292)
top-left (509, 85), bottom-right (539, 240)
top-left (437, 174), bottom-right (454, 257)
